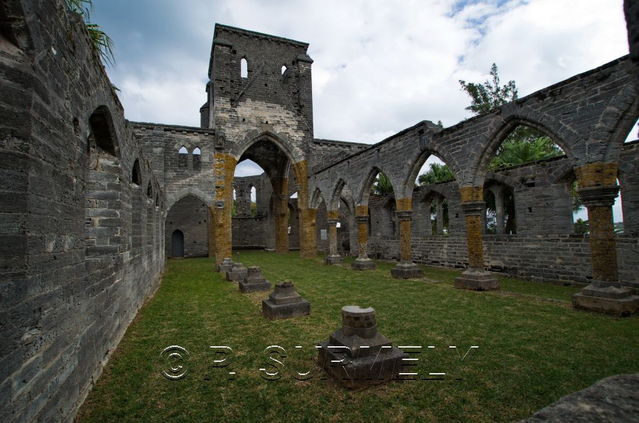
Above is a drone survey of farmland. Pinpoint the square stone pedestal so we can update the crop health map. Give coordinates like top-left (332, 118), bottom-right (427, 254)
top-left (216, 258), bottom-right (233, 273)
top-left (325, 255), bottom-right (343, 265)
top-left (226, 263), bottom-right (247, 282)
top-left (317, 305), bottom-right (406, 389)
top-left (573, 284), bottom-right (639, 316)
top-left (239, 266), bottom-right (271, 293)
top-left (262, 282), bottom-right (310, 319)
top-left (390, 262), bottom-right (423, 279)
top-left (454, 269), bottom-right (499, 291)
top-left (351, 258), bottom-right (376, 270)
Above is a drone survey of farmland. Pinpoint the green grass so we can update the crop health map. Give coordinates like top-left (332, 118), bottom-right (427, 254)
top-left (77, 252), bottom-right (639, 422)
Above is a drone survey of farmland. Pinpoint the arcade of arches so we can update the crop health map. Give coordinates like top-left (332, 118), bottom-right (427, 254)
top-left (4, 3), bottom-right (639, 420)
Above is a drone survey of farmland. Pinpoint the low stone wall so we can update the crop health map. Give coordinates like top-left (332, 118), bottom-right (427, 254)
top-left (370, 235), bottom-right (639, 285)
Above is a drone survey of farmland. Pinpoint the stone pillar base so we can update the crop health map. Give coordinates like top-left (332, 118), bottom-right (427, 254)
top-left (352, 258), bottom-right (376, 270)
top-left (216, 258), bottom-right (233, 273)
top-left (262, 282), bottom-right (311, 319)
top-left (454, 269), bottom-right (499, 291)
top-left (262, 299), bottom-right (310, 319)
top-left (325, 255), bottom-right (343, 265)
top-left (317, 340), bottom-right (405, 389)
top-left (573, 285), bottom-right (639, 316)
top-left (390, 262), bottom-right (423, 279)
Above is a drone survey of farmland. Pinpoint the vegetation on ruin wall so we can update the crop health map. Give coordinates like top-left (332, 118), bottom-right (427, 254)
top-left (64, 0), bottom-right (114, 65)
top-left (78, 253), bottom-right (638, 422)
top-left (420, 64), bottom-right (565, 186)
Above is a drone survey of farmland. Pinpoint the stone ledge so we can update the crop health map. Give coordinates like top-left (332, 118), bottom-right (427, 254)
top-left (352, 259), bottom-right (376, 270)
top-left (390, 262), bottom-right (423, 279)
top-left (522, 374), bottom-right (639, 422)
top-left (572, 292), bottom-right (639, 316)
top-left (325, 255), bottom-right (343, 265)
top-left (454, 269), bottom-right (500, 291)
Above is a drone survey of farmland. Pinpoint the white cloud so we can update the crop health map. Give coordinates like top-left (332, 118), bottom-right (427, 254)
top-left (100, 0), bottom-right (629, 144)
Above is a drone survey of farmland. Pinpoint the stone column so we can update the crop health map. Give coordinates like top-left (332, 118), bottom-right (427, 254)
top-left (352, 205), bottom-right (375, 270)
top-left (275, 194), bottom-right (289, 254)
top-left (213, 153), bottom-right (237, 266)
top-left (454, 186), bottom-right (499, 290)
top-left (435, 197), bottom-right (444, 235)
top-left (271, 177), bottom-right (289, 254)
top-left (293, 160), bottom-right (317, 258)
top-left (572, 162), bottom-right (639, 315)
top-left (492, 187), bottom-right (505, 234)
top-left (391, 198), bottom-right (423, 279)
top-left (325, 210), bottom-right (343, 264)
top-left (301, 207), bottom-right (318, 257)
top-left (208, 205), bottom-right (216, 258)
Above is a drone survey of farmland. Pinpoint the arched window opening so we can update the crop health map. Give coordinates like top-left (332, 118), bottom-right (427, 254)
top-left (250, 185), bottom-right (258, 217)
top-left (146, 182), bottom-right (153, 198)
top-left (89, 107), bottom-right (117, 156)
top-left (489, 124), bottom-right (564, 170)
top-left (613, 178), bottom-right (624, 234)
top-left (85, 107), bottom-right (121, 259)
top-left (416, 155), bottom-right (454, 186)
top-left (131, 159), bottom-right (141, 185)
top-left (422, 192), bottom-right (448, 235)
top-left (370, 172), bottom-right (394, 196)
top-left (281, 65), bottom-right (288, 75)
top-left (240, 57), bottom-right (248, 78)
top-left (232, 188), bottom-right (237, 217)
top-left (623, 118), bottom-right (639, 143)
top-left (388, 201), bottom-right (397, 238)
top-left (290, 191), bottom-right (298, 199)
top-left (369, 171), bottom-right (395, 238)
top-left (570, 180), bottom-right (588, 234)
top-left (484, 183), bottom-right (516, 234)
top-left (178, 146), bottom-right (188, 168)
top-left (192, 146), bottom-right (202, 171)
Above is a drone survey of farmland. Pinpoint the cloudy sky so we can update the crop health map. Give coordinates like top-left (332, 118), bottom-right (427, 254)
top-left (93, 0), bottom-right (629, 220)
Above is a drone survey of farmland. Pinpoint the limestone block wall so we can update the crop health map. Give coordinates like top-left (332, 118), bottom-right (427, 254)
top-left (232, 217), bottom-right (267, 247)
top-left (0, 2), bottom-right (164, 421)
top-left (370, 235), bottom-right (638, 285)
top-left (165, 195), bottom-right (210, 257)
top-left (133, 123), bottom-right (217, 210)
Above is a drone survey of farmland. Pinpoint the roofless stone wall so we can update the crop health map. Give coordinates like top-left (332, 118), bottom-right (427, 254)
top-left (2, 0), bottom-right (639, 421)
top-left (0, 1), bottom-right (164, 420)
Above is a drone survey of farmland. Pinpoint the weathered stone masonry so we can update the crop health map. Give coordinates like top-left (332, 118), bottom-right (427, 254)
top-left (1, 1), bottom-right (164, 421)
top-left (2, 1), bottom-right (639, 421)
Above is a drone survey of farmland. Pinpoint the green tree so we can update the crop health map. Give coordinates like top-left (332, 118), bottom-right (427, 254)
top-left (459, 63), bottom-right (518, 115)
top-left (460, 64), bottom-right (563, 169)
top-left (418, 163), bottom-right (455, 185)
top-left (64, 0), bottom-right (115, 66)
top-left (371, 173), bottom-right (394, 195)
top-left (489, 126), bottom-right (563, 170)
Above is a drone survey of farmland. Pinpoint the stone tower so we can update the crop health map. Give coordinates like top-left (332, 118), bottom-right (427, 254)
top-left (202, 25), bottom-right (318, 263)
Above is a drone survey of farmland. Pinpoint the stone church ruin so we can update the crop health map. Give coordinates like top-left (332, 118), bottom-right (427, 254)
top-left (2, 0), bottom-right (639, 420)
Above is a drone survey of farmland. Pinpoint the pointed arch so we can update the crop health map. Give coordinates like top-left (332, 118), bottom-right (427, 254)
top-left (88, 106), bottom-right (119, 157)
top-left (330, 178), bottom-right (347, 210)
top-left (409, 150), bottom-right (457, 197)
top-left (310, 187), bottom-right (325, 209)
top-left (240, 57), bottom-right (248, 78)
top-left (131, 159), bottom-right (141, 185)
top-left (603, 86), bottom-right (639, 161)
top-left (471, 114), bottom-right (575, 186)
top-left (357, 166), bottom-right (396, 206)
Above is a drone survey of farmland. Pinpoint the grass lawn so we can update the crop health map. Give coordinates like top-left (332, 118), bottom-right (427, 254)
top-left (77, 252), bottom-right (639, 422)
